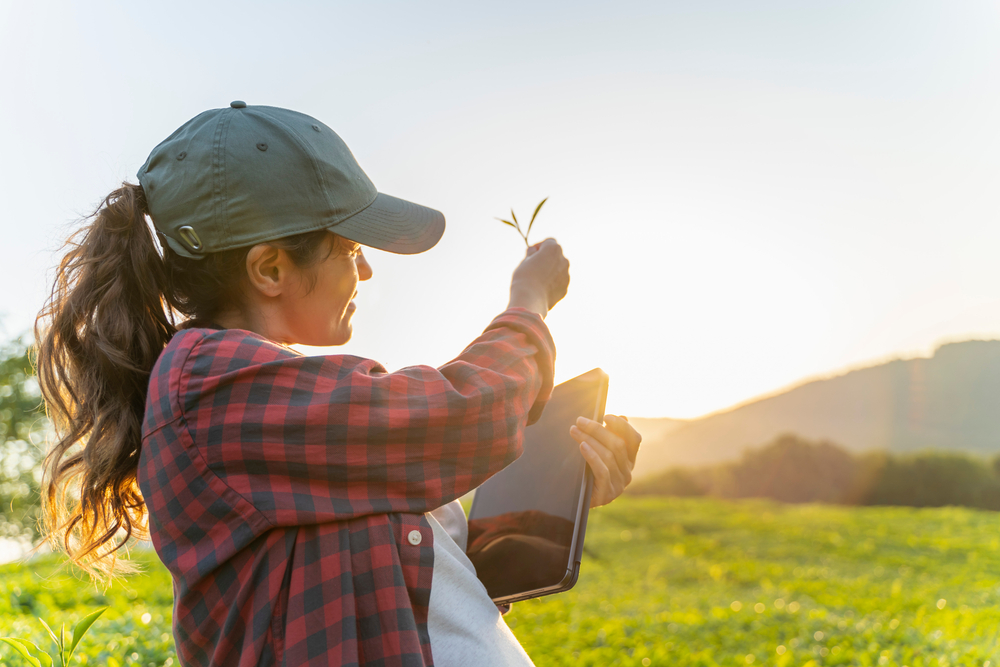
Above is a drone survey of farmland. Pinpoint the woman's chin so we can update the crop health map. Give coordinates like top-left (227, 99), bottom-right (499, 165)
top-left (327, 324), bottom-right (353, 347)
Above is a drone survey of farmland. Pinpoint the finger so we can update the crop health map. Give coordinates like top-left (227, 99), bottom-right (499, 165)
top-left (570, 423), bottom-right (619, 471)
top-left (575, 417), bottom-right (631, 475)
top-left (579, 440), bottom-right (615, 507)
top-left (603, 414), bottom-right (642, 465)
top-left (538, 238), bottom-right (563, 258)
top-left (572, 425), bottom-right (630, 495)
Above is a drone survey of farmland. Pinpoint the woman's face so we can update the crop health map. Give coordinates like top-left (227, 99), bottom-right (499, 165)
top-left (280, 235), bottom-right (373, 346)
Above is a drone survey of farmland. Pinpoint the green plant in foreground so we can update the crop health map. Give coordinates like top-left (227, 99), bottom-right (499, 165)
top-left (496, 197), bottom-right (548, 248)
top-left (1, 608), bottom-right (106, 667)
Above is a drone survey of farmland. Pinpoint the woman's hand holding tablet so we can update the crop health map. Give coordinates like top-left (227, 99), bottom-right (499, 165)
top-left (571, 414), bottom-right (642, 507)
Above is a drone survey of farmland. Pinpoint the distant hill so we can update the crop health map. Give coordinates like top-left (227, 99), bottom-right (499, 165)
top-left (631, 340), bottom-right (1000, 478)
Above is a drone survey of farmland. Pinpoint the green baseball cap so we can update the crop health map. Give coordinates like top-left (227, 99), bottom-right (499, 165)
top-left (137, 101), bottom-right (445, 258)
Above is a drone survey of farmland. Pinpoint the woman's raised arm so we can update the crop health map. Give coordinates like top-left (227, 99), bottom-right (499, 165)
top-left (161, 308), bottom-right (554, 527)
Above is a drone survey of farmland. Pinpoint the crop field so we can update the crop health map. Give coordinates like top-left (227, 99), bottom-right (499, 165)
top-left (2, 497), bottom-right (1000, 666)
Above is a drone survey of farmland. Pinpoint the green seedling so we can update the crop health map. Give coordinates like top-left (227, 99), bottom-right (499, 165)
top-left (0, 607), bottom-right (106, 667)
top-left (496, 197), bottom-right (548, 248)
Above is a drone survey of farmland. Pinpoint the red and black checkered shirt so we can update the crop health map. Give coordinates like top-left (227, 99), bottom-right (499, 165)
top-left (137, 308), bottom-right (555, 667)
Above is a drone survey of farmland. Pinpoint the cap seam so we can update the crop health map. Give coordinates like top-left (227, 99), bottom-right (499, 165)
top-left (220, 110), bottom-right (236, 252)
top-left (211, 111), bottom-right (227, 255)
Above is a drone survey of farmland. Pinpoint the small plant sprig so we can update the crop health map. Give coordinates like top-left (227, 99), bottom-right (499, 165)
top-left (0, 608), bottom-right (106, 667)
top-left (496, 197), bottom-right (548, 248)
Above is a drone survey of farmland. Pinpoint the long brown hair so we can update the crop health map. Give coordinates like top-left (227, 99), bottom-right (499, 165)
top-left (35, 182), bottom-right (333, 580)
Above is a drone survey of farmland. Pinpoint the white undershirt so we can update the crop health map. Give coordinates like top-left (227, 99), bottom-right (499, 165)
top-left (426, 500), bottom-right (535, 667)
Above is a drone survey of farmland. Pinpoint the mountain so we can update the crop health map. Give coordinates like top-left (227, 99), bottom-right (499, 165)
top-left (631, 340), bottom-right (1000, 479)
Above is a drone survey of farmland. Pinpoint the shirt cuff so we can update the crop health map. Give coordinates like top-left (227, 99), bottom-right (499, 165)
top-left (484, 307), bottom-right (556, 425)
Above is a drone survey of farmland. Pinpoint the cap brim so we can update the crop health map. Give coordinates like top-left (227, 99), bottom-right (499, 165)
top-left (328, 192), bottom-right (445, 255)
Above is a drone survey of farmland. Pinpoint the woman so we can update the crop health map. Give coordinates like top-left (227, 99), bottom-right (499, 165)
top-left (36, 102), bottom-right (641, 666)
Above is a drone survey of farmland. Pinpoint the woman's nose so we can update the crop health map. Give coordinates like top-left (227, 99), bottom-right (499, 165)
top-left (356, 251), bottom-right (373, 281)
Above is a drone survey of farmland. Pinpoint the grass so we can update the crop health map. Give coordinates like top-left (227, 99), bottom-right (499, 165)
top-left (2, 497), bottom-right (1000, 666)
top-left (509, 497), bottom-right (1000, 666)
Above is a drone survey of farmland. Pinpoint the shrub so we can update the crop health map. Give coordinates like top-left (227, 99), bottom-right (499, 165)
top-left (631, 434), bottom-right (1000, 511)
top-left (855, 451), bottom-right (1000, 510)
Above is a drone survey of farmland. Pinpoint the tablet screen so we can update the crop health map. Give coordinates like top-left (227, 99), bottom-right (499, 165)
top-left (466, 369), bottom-right (608, 601)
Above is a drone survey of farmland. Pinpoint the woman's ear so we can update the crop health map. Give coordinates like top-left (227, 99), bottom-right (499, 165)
top-left (245, 244), bottom-right (288, 298)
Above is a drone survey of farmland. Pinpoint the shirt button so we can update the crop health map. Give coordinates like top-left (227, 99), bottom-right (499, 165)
top-left (407, 530), bottom-right (422, 546)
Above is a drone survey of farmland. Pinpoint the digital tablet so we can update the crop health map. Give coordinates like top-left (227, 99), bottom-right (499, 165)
top-left (466, 368), bottom-right (609, 604)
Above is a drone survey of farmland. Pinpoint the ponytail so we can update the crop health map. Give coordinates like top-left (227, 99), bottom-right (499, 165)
top-left (35, 183), bottom-right (176, 580)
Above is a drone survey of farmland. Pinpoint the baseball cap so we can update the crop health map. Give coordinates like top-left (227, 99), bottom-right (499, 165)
top-left (137, 101), bottom-right (445, 258)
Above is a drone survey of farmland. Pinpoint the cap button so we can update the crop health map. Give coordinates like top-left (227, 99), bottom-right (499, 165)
top-left (230, 100), bottom-right (247, 109)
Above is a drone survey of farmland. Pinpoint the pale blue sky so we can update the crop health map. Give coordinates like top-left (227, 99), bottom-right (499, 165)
top-left (2, 1), bottom-right (999, 418)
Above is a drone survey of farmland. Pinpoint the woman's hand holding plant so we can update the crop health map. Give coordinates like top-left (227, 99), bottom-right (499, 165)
top-left (507, 238), bottom-right (570, 319)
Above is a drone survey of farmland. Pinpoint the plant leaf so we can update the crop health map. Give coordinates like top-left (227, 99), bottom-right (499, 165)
top-left (61, 623), bottom-right (68, 665)
top-left (529, 198), bottom-right (548, 226)
top-left (70, 608), bottom-right (106, 656)
top-left (509, 209), bottom-right (524, 234)
top-left (0, 637), bottom-right (47, 667)
top-left (526, 197), bottom-right (548, 243)
top-left (37, 618), bottom-right (60, 654)
top-left (495, 218), bottom-right (518, 229)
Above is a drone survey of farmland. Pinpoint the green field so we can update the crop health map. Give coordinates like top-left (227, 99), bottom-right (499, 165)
top-left (2, 497), bottom-right (999, 666)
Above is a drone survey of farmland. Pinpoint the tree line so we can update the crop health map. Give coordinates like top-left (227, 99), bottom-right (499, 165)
top-left (629, 433), bottom-right (1000, 510)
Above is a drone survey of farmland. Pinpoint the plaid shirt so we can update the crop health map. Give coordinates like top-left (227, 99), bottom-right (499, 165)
top-left (138, 309), bottom-right (555, 667)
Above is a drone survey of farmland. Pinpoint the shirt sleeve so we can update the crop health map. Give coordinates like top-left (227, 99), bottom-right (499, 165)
top-left (175, 308), bottom-right (555, 527)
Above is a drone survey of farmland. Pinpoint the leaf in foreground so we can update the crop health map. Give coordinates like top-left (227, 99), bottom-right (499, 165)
top-left (70, 608), bottom-right (106, 656)
top-left (0, 637), bottom-right (54, 667)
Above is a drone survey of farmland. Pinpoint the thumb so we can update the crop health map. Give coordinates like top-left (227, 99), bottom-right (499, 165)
top-left (526, 242), bottom-right (543, 257)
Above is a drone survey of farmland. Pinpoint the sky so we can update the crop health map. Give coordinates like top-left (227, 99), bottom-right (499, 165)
top-left (1, 1), bottom-right (999, 420)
